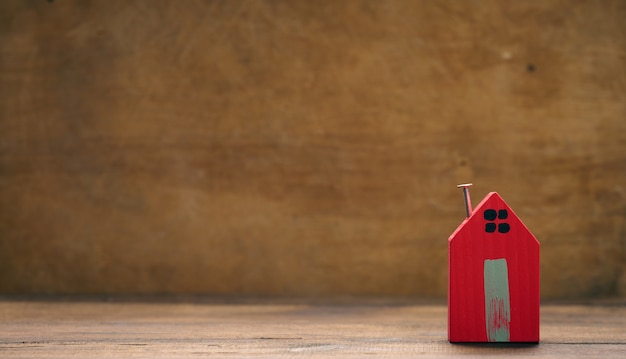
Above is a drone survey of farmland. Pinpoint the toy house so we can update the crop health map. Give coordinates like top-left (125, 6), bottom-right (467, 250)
top-left (448, 186), bottom-right (540, 343)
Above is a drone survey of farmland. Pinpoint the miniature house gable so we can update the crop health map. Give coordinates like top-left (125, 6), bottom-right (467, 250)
top-left (448, 192), bottom-right (540, 343)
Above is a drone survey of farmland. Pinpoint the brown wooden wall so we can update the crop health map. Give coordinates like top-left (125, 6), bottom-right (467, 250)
top-left (1, 0), bottom-right (624, 299)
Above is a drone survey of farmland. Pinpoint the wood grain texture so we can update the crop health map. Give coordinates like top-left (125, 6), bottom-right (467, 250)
top-left (0, 300), bottom-right (624, 358)
top-left (0, 0), bottom-right (625, 298)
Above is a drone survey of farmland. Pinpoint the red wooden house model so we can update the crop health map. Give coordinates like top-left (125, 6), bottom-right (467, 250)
top-left (448, 185), bottom-right (540, 343)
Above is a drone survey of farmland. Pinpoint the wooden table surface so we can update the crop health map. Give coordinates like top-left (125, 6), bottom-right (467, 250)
top-left (0, 299), bottom-right (624, 358)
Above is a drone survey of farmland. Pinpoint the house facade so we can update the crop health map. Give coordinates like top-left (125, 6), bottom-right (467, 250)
top-left (448, 192), bottom-right (540, 343)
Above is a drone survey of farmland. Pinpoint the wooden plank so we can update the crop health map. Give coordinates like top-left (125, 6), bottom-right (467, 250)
top-left (0, 301), bottom-right (624, 358)
top-left (1, 0), bottom-right (625, 299)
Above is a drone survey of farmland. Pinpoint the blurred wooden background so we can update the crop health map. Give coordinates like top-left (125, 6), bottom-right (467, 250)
top-left (0, 0), bottom-right (624, 299)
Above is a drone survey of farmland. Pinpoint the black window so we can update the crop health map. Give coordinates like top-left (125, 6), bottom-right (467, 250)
top-left (484, 208), bottom-right (511, 234)
top-left (484, 209), bottom-right (497, 221)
